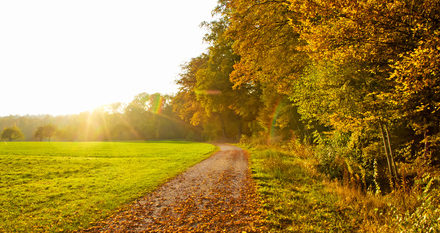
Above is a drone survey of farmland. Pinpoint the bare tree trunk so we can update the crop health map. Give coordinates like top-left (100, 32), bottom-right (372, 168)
top-left (385, 125), bottom-right (399, 183)
top-left (379, 122), bottom-right (395, 189)
top-left (423, 118), bottom-right (429, 160)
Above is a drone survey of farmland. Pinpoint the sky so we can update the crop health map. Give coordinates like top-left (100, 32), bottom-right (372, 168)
top-left (0, 0), bottom-right (218, 116)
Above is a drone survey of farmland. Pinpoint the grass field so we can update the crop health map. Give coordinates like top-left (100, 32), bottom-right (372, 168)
top-left (248, 147), bottom-right (361, 232)
top-left (0, 141), bottom-right (216, 232)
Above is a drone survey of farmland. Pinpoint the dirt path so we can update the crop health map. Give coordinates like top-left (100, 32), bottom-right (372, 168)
top-left (84, 144), bottom-right (265, 232)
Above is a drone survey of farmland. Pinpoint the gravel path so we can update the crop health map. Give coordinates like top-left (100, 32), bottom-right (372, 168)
top-left (84, 144), bottom-right (265, 232)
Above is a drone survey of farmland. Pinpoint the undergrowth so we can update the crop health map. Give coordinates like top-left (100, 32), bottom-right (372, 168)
top-left (247, 146), bottom-right (360, 232)
top-left (245, 144), bottom-right (440, 232)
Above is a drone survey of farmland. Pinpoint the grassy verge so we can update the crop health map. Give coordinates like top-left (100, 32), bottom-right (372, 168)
top-left (246, 145), bottom-right (440, 232)
top-left (0, 141), bottom-right (216, 232)
top-left (247, 147), bottom-right (361, 232)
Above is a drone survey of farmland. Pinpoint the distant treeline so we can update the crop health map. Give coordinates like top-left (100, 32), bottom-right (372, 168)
top-left (173, 0), bottom-right (440, 193)
top-left (0, 93), bottom-right (199, 141)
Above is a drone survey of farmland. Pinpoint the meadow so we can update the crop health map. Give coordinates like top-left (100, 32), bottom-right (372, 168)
top-left (0, 141), bottom-right (216, 232)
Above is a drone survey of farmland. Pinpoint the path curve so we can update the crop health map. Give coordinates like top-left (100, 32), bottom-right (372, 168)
top-left (84, 144), bottom-right (265, 232)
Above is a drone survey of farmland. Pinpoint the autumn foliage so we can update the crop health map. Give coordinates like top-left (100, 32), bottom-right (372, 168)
top-left (174, 0), bottom-right (440, 207)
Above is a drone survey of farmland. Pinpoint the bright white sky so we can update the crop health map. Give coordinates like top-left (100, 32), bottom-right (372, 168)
top-left (0, 0), bottom-right (218, 116)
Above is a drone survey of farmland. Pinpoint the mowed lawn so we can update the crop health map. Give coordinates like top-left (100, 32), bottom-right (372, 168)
top-left (0, 141), bottom-right (216, 232)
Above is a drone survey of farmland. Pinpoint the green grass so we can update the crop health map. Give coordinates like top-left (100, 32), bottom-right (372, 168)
top-left (248, 147), bottom-right (360, 232)
top-left (0, 141), bottom-right (216, 232)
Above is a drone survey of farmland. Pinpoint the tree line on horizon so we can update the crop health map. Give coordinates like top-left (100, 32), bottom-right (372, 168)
top-left (0, 93), bottom-right (199, 142)
top-left (173, 0), bottom-right (440, 193)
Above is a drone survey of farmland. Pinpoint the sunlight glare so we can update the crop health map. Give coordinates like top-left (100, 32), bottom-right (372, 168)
top-left (0, 0), bottom-right (218, 116)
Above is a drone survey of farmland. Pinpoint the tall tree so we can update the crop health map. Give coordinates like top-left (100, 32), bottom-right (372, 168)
top-left (285, 0), bottom-right (440, 187)
top-left (226, 0), bottom-right (307, 94)
top-left (34, 124), bottom-right (57, 141)
top-left (222, 0), bottom-right (310, 142)
top-left (174, 15), bottom-right (261, 140)
top-left (1, 126), bottom-right (24, 141)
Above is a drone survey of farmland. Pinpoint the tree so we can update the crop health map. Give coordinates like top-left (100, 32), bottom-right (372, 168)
top-left (34, 124), bottom-right (57, 141)
top-left (221, 0), bottom-right (311, 143)
top-left (1, 126), bottom-right (24, 141)
top-left (287, 0), bottom-right (440, 187)
top-left (174, 15), bottom-right (262, 141)
top-left (226, 0), bottom-right (307, 95)
top-left (388, 3), bottom-right (440, 164)
top-left (174, 55), bottom-right (210, 127)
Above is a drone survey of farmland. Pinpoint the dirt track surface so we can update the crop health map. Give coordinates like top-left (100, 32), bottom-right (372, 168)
top-left (84, 144), bottom-right (265, 232)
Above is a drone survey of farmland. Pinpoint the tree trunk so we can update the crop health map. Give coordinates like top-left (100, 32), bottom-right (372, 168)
top-left (219, 114), bottom-right (227, 140)
top-left (155, 116), bottom-right (161, 139)
top-left (385, 125), bottom-right (399, 183)
top-left (423, 118), bottom-right (429, 160)
top-left (379, 122), bottom-right (395, 189)
top-left (237, 119), bottom-right (243, 142)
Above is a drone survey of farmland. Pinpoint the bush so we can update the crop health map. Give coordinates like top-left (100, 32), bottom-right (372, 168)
top-left (392, 175), bottom-right (440, 232)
